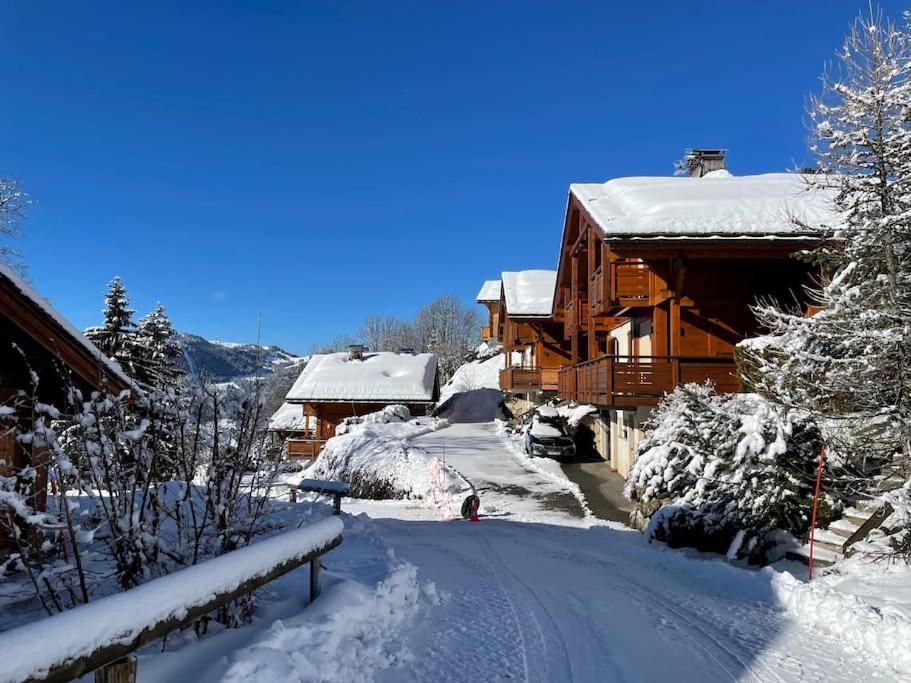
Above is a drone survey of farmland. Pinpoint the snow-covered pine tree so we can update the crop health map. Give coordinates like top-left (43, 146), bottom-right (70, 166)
top-left (624, 383), bottom-right (823, 559)
top-left (135, 303), bottom-right (183, 391)
top-left (741, 10), bottom-right (911, 483)
top-left (85, 276), bottom-right (139, 377)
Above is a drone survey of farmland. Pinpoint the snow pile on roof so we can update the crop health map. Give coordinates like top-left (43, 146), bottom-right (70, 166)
top-left (556, 403), bottom-right (597, 427)
top-left (501, 270), bottom-right (556, 317)
top-left (0, 262), bottom-right (132, 387)
top-left (268, 402), bottom-right (311, 432)
top-left (570, 173), bottom-right (841, 238)
top-left (307, 406), bottom-right (470, 500)
top-left (0, 517), bottom-right (344, 683)
top-left (476, 279), bottom-right (501, 302)
top-left (286, 352), bottom-right (438, 403)
top-left (771, 557), bottom-right (911, 676)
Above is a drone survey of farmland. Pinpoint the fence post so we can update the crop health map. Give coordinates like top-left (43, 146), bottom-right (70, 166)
top-left (95, 656), bottom-right (137, 683)
top-left (309, 557), bottom-right (321, 602)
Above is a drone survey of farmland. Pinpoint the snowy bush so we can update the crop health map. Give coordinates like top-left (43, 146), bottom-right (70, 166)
top-left (308, 406), bottom-right (466, 500)
top-left (624, 383), bottom-right (824, 561)
top-left (0, 369), bottom-right (283, 628)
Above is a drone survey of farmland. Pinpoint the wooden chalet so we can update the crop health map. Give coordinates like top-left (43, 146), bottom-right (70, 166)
top-left (281, 347), bottom-right (440, 459)
top-left (475, 279), bottom-right (502, 343)
top-left (488, 270), bottom-right (571, 411)
top-left (551, 150), bottom-right (838, 475)
top-left (0, 262), bottom-right (132, 549)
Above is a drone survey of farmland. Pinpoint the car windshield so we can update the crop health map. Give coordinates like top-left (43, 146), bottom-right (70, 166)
top-left (530, 417), bottom-right (568, 439)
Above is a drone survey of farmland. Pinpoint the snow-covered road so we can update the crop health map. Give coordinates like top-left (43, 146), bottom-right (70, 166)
top-left (370, 421), bottom-right (894, 682)
top-left (412, 421), bottom-right (587, 522)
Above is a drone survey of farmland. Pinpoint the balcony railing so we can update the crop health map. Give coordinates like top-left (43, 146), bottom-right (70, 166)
top-left (286, 438), bottom-right (327, 460)
top-left (557, 355), bottom-right (739, 406)
top-left (499, 366), bottom-right (542, 392)
top-left (613, 262), bottom-right (651, 305)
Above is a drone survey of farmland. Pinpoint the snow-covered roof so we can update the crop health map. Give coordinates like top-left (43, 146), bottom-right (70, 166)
top-left (268, 402), bottom-right (311, 432)
top-left (570, 172), bottom-right (840, 239)
top-left (476, 279), bottom-right (502, 303)
top-left (285, 352), bottom-right (439, 403)
top-left (501, 270), bottom-right (556, 317)
top-left (0, 262), bottom-right (132, 388)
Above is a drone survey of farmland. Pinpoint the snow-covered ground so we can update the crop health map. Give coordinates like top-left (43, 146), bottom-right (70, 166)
top-left (319, 418), bottom-right (904, 681)
top-left (20, 407), bottom-right (903, 682)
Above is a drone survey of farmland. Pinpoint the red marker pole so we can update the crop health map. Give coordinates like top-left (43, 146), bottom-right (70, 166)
top-left (469, 496), bottom-right (480, 522)
top-left (807, 444), bottom-right (826, 581)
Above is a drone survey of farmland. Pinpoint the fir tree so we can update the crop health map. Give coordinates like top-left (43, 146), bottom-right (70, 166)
top-left (86, 276), bottom-right (138, 377)
top-left (135, 303), bottom-right (183, 391)
top-left (741, 10), bottom-right (911, 481)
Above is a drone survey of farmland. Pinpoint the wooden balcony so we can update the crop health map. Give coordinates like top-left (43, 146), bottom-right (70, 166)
top-left (613, 262), bottom-right (651, 306)
top-left (480, 326), bottom-right (492, 341)
top-left (590, 261), bottom-right (655, 315)
top-left (499, 366), bottom-right (542, 392)
top-left (286, 438), bottom-right (327, 460)
top-left (557, 356), bottom-right (739, 407)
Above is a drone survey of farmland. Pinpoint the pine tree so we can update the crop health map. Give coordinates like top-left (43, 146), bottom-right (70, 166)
top-left (86, 276), bottom-right (138, 377)
top-left (741, 10), bottom-right (911, 481)
top-left (135, 303), bottom-right (183, 391)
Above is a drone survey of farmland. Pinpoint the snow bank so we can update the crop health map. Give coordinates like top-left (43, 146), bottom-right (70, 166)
top-left (571, 172), bottom-right (840, 237)
top-left (307, 407), bottom-right (469, 500)
top-left (437, 352), bottom-right (521, 423)
top-left (770, 557), bottom-right (911, 676)
top-left (439, 351), bottom-right (515, 403)
top-left (500, 270), bottom-right (556, 317)
top-left (286, 352), bottom-right (438, 403)
top-left (221, 560), bottom-right (439, 683)
top-left (0, 517), bottom-right (344, 683)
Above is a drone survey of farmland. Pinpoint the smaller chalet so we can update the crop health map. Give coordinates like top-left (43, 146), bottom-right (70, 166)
top-left (475, 279), bottom-right (502, 343)
top-left (281, 347), bottom-right (439, 458)
top-left (495, 270), bottom-right (571, 412)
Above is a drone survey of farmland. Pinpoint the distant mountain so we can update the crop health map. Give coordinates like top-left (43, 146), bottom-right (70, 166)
top-left (177, 333), bottom-right (305, 382)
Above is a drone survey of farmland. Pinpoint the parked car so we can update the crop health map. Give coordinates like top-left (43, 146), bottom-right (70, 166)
top-left (525, 414), bottom-right (576, 460)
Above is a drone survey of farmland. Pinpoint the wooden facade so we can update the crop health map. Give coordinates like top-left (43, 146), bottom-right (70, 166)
top-left (553, 194), bottom-right (814, 407)
top-left (0, 267), bottom-right (131, 550)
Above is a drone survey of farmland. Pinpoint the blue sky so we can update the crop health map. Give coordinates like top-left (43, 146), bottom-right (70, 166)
top-left (2, 1), bottom-right (904, 353)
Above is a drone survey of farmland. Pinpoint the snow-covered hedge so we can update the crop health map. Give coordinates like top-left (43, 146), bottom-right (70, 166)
top-left (307, 406), bottom-right (468, 500)
top-left (625, 383), bottom-right (824, 561)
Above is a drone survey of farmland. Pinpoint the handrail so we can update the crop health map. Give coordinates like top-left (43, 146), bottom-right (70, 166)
top-left (0, 518), bottom-right (344, 683)
top-left (570, 354), bottom-right (736, 369)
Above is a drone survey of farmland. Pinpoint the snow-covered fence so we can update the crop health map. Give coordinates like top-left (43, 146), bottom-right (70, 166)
top-left (0, 517), bottom-right (344, 683)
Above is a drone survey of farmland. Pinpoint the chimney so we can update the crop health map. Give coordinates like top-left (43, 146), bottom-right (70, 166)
top-left (675, 148), bottom-right (727, 178)
top-left (348, 344), bottom-right (366, 361)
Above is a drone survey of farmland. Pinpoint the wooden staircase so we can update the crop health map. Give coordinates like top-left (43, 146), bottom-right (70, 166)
top-left (786, 500), bottom-right (894, 568)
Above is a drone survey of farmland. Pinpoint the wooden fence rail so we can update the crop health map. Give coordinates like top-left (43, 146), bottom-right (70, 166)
top-left (0, 517), bottom-right (344, 683)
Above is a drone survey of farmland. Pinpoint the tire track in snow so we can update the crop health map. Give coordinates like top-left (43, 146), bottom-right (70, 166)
top-left (397, 539), bottom-right (527, 681)
top-left (474, 531), bottom-right (574, 683)
top-left (540, 548), bottom-right (774, 682)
